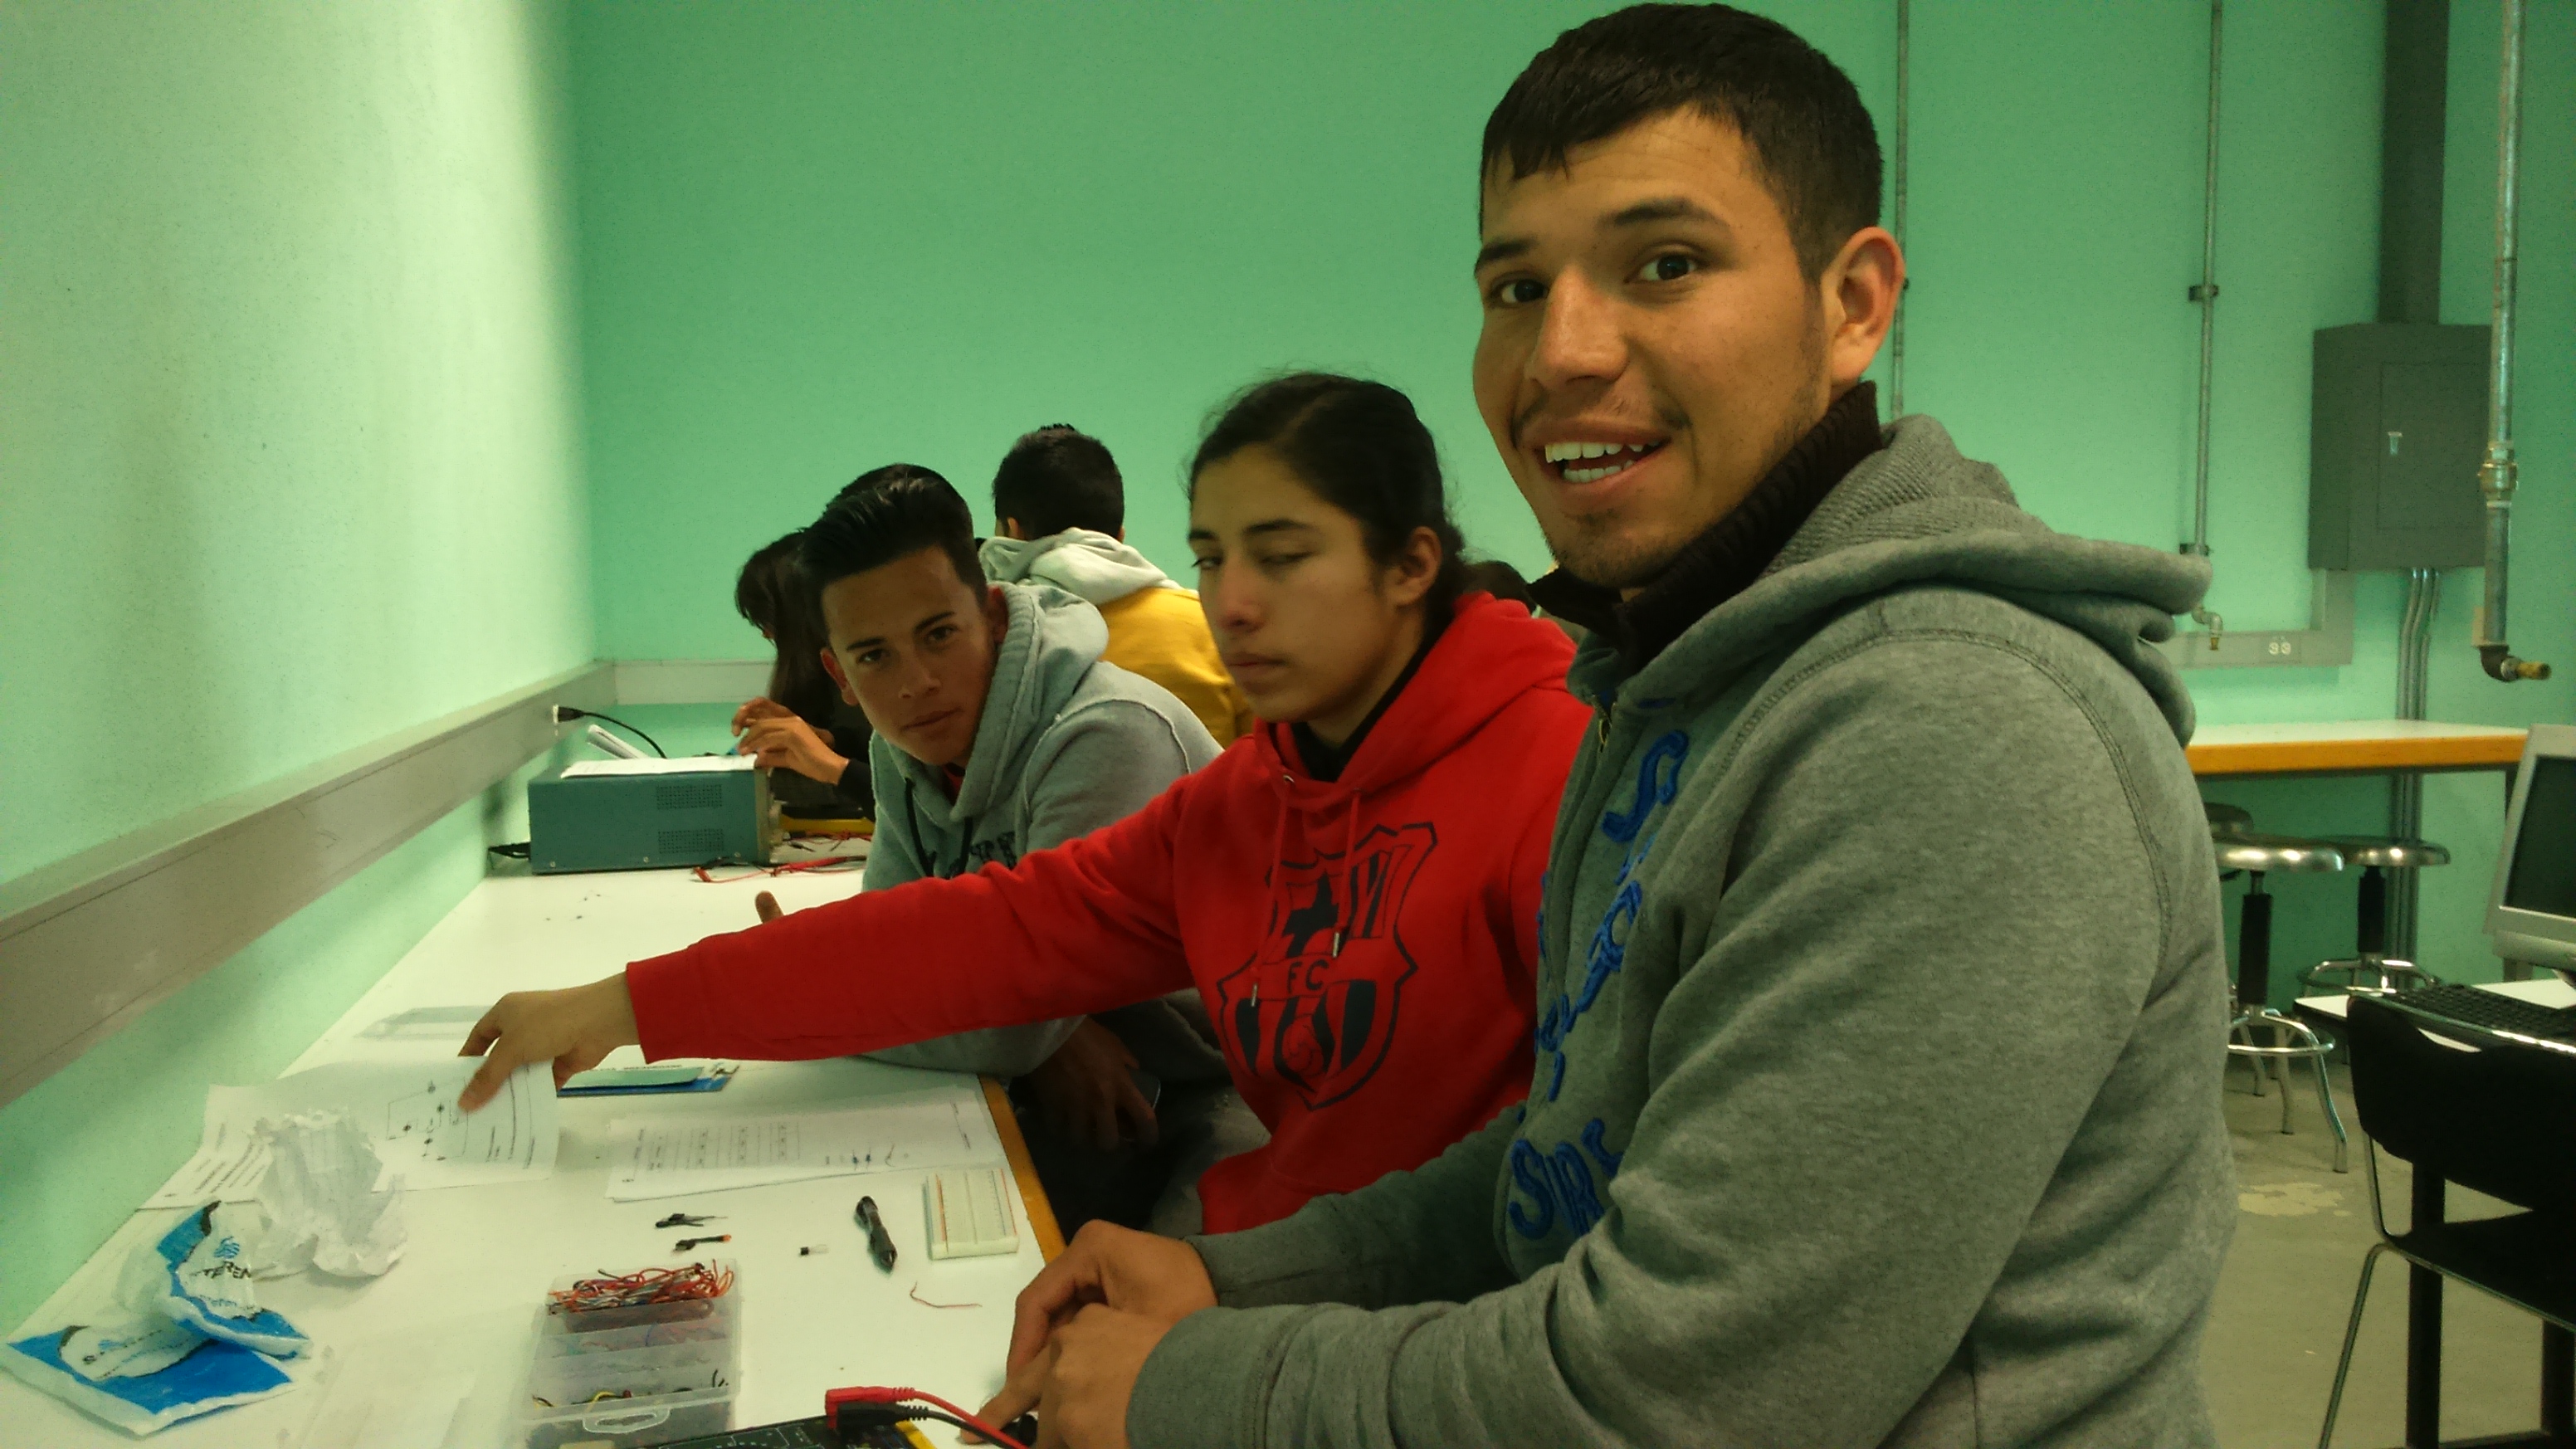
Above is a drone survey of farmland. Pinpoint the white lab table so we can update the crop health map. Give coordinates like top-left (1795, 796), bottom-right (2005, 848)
top-left (1, 855), bottom-right (1059, 1448)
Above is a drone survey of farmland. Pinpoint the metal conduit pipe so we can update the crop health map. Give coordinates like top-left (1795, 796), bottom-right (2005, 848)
top-left (1889, 0), bottom-right (1910, 418)
top-left (2388, 566), bottom-right (2441, 959)
top-left (2183, 0), bottom-right (2224, 646)
top-left (2476, 0), bottom-right (2549, 682)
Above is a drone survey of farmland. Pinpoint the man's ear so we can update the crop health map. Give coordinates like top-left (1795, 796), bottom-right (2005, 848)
top-left (1114, 527), bottom-right (1125, 542)
top-left (818, 646), bottom-right (857, 706)
top-left (984, 585), bottom-right (1011, 634)
top-left (999, 517), bottom-right (1027, 541)
top-left (1822, 226), bottom-right (1903, 396)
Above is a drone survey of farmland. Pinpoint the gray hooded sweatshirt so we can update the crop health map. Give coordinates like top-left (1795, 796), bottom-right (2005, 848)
top-left (863, 581), bottom-right (1220, 1076)
top-left (978, 528), bottom-right (1173, 605)
top-left (1128, 415), bottom-right (2237, 1447)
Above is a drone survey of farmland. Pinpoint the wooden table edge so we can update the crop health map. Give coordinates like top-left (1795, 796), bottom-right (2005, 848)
top-left (2188, 732), bottom-right (2527, 778)
top-left (983, 1076), bottom-right (1066, 1261)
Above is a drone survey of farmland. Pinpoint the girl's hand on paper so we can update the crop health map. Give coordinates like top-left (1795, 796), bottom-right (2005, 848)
top-left (730, 695), bottom-right (796, 733)
top-left (457, 975), bottom-right (639, 1111)
top-left (735, 712), bottom-right (847, 784)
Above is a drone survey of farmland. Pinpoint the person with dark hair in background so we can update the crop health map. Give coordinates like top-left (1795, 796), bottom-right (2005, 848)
top-left (729, 532), bottom-right (875, 818)
top-left (1461, 558), bottom-right (1538, 613)
top-left (983, 425), bottom-right (1254, 745)
top-left (458, 373), bottom-right (1590, 1244)
top-left (947, 5), bottom-right (2230, 1446)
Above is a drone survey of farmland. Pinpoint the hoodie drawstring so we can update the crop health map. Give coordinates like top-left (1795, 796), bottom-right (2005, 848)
top-left (1264, 778), bottom-right (1293, 1000)
top-left (1331, 793), bottom-right (1360, 958)
top-left (1268, 769), bottom-right (1365, 959)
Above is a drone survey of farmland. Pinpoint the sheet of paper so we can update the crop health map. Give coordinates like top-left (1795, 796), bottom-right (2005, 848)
top-left (560, 754), bottom-right (753, 778)
top-left (604, 1087), bottom-right (998, 1202)
top-left (359, 1004), bottom-right (485, 1039)
top-left (144, 1061), bottom-right (557, 1208)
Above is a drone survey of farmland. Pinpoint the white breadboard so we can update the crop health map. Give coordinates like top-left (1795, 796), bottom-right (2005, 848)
top-left (924, 1166), bottom-right (1020, 1260)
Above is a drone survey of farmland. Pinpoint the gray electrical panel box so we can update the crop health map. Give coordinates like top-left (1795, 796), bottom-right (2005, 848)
top-left (528, 762), bottom-right (776, 874)
top-left (2309, 322), bottom-right (2489, 569)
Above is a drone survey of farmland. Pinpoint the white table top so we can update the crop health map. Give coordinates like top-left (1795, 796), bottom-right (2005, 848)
top-left (2295, 975), bottom-right (2576, 1020)
top-left (2, 853), bottom-right (1046, 1448)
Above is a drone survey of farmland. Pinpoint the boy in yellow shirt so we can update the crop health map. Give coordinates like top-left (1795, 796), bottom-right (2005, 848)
top-left (979, 425), bottom-right (1254, 745)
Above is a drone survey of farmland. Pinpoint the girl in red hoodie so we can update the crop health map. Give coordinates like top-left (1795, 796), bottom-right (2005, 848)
top-left (461, 374), bottom-right (1590, 1234)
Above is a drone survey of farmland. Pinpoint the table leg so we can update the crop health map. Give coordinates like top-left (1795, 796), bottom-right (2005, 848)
top-left (2408, 1171), bottom-right (2446, 1447)
top-left (2543, 1322), bottom-right (2573, 1444)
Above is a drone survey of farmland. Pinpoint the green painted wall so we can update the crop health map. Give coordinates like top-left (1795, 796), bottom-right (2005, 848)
top-left (567, 0), bottom-right (1891, 663)
top-left (0, 2), bottom-right (592, 1326)
top-left (568, 0), bottom-right (2574, 996)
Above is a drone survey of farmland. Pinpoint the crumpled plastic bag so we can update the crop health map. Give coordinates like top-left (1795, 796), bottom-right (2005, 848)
top-left (148, 1203), bottom-right (312, 1358)
top-left (2, 1112), bottom-right (407, 1434)
top-left (256, 1110), bottom-right (406, 1278)
top-left (0, 1310), bottom-right (295, 1436)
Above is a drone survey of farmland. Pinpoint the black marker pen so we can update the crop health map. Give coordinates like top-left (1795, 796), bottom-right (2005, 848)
top-left (856, 1195), bottom-right (896, 1272)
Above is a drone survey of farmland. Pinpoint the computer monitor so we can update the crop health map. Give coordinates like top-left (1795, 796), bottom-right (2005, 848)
top-left (2486, 723), bottom-right (2576, 978)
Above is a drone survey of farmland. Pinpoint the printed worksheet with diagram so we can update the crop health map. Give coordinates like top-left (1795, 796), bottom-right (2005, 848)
top-left (603, 1084), bottom-right (998, 1201)
top-left (144, 1059), bottom-right (559, 1208)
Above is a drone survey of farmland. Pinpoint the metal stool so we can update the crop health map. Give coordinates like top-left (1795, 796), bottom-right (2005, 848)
top-left (2301, 837), bottom-right (2451, 996)
top-left (2215, 832), bottom-right (2351, 1172)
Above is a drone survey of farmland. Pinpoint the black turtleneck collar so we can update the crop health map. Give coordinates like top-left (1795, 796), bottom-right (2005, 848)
top-left (1291, 611), bottom-right (1444, 783)
top-left (1529, 382), bottom-right (1884, 670)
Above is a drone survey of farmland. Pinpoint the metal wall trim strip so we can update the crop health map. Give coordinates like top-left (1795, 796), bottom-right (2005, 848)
top-left (0, 661), bottom-right (616, 1108)
top-left (611, 658), bottom-right (770, 705)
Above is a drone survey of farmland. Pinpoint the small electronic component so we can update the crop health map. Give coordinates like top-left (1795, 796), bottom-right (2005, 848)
top-left (656, 1212), bottom-right (720, 1230)
top-left (923, 1168), bottom-right (1018, 1260)
top-left (675, 1234), bottom-right (731, 1251)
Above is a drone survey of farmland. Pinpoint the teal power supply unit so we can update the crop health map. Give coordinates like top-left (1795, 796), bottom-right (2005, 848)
top-left (527, 763), bottom-right (778, 874)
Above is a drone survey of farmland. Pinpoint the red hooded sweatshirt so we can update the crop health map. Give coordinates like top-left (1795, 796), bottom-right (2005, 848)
top-left (625, 593), bottom-right (1588, 1232)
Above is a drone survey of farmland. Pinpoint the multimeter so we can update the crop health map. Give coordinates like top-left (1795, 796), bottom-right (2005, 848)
top-left (647, 1393), bottom-right (1038, 1449)
top-left (649, 1416), bottom-right (929, 1447)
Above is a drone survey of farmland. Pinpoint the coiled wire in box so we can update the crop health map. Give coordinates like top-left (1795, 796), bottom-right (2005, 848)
top-left (520, 1260), bottom-right (740, 1449)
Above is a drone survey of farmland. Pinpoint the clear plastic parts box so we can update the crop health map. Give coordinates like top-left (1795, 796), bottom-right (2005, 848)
top-left (519, 1261), bottom-right (739, 1449)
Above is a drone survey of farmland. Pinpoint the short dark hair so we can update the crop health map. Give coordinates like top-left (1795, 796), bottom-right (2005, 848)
top-left (1464, 559), bottom-right (1537, 612)
top-left (1483, 3), bottom-right (1881, 281)
top-left (1190, 373), bottom-right (1471, 622)
top-left (800, 463), bottom-right (984, 598)
top-left (993, 425), bottom-right (1125, 539)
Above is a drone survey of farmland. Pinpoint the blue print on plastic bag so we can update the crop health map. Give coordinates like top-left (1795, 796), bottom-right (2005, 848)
top-left (2, 1323), bottom-right (291, 1436)
top-left (154, 1205), bottom-right (308, 1358)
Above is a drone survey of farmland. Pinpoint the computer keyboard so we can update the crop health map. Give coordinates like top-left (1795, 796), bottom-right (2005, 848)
top-left (2392, 983), bottom-right (2576, 1042)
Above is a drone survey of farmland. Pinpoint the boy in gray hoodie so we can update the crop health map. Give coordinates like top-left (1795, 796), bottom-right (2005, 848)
top-left (980, 424), bottom-right (1255, 746)
top-left (799, 466), bottom-right (1222, 1113)
top-left (987, 8), bottom-right (2235, 1447)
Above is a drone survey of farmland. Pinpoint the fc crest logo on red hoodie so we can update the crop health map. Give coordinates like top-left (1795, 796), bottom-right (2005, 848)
top-left (1217, 822), bottom-right (1437, 1110)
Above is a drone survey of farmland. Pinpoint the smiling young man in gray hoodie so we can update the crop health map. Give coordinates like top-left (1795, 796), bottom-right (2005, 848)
top-left (987, 7), bottom-right (2236, 1447)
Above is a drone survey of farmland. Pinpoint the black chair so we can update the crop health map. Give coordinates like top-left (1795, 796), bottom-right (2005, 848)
top-left (2319, 994), bottom-right (2576, 1447)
